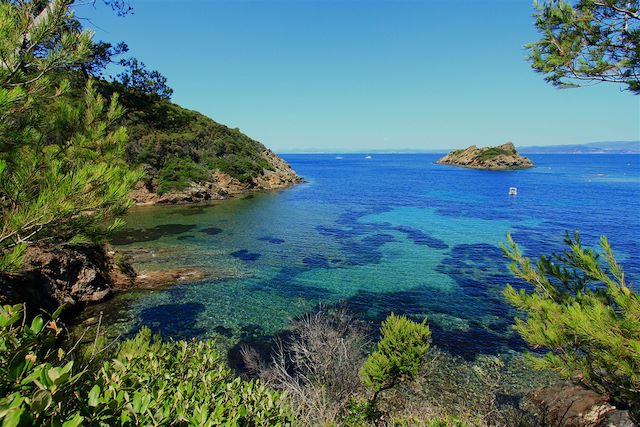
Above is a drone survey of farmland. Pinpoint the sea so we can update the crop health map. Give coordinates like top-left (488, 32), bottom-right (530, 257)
top-left (85, 153), bottom-right (640, 361)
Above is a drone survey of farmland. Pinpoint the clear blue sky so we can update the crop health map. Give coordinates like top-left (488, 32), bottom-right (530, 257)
top-left (79, 0), bottom-right (640, 153)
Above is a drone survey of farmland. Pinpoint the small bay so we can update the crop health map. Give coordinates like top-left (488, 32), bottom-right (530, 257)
top-left (85, 153), bottom-right (640, 360)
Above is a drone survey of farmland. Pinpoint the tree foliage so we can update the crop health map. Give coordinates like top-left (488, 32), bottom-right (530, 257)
top-left (114, 57), bottom-right (173, 100)
top-left (116, 90), bottom-right (274, 190)
top-left (528, 0), bottom-right (640, 93)
top-left (82, 40), bottom-right (129, 78)
top-left (359, 314), bottom-right (431, 408)
top-left (0, 1), bottom-right (142, 272)
top-left (502, 233), bottom-right (640, 418)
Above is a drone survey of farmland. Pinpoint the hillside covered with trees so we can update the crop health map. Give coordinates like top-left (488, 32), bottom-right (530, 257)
top-left (97, 81), bottom-right (302, 204)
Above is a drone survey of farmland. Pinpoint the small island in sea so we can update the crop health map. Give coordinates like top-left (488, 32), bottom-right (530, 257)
top-left (436, 142), bottom-right (534, 170)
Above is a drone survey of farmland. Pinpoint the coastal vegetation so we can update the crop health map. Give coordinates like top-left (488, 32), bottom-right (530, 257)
top-left (109, 85), bottom-right (279, 192)
top-left (503, 232), bottom-right (640, 420)
top-left (0, 304), bottom-right (292, 426)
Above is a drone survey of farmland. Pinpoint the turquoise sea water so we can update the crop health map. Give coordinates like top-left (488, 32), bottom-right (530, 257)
top-left (91, 154), bottom-right (640, 361)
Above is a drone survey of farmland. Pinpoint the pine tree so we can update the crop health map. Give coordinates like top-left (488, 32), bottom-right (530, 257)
top-left (0, 1), bottom-right (142, 272)
top-left (528, 0), bottom-right (640, 93)
top-left (359, 314), bottom-right (431, 413)
top-left (503, 233), bottom-right (640, 418)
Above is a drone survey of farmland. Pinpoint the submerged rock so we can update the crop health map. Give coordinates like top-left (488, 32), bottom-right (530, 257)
top-left (523, 382), bottom-right (635, 427)
top-left (134, 268), bottom-right (207, 289)
top-left (436, 142), bottom-right (534, 170)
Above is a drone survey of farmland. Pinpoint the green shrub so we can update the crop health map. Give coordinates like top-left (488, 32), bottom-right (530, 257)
top-left (477, 147), bottom-right (512, 161)
top-left (0, 304), bottom-right (293, 426)
top-left (156, 156), bottom-right (211, 194)
top-left (0, 304), bottom-right (84, 426)
top-left (359, 314), bottom-right (431, 411)
top-left (502, 232), bottom-right (640, 419)
top-left (87, 328), bottom-right (292, 426)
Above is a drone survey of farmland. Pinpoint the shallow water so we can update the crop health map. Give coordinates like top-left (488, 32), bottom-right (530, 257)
top-left (83, 153), bottom-right (640, 360)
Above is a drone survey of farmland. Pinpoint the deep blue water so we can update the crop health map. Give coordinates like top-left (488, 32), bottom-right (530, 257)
top-left (101, 154), bottom-right (640, 360)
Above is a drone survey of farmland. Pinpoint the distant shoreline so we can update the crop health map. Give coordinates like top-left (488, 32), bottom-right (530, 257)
top-left (279, 151), bottom-right (640, 155)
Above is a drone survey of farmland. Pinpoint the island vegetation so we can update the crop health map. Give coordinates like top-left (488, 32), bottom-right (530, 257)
top-left (0, 0), bottom-right (638, 426)
top-left (436, 143), bottom-right (534, 170)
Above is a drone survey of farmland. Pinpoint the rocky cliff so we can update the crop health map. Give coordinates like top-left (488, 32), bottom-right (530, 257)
top-left (436, 142), bottom-right (534, 170)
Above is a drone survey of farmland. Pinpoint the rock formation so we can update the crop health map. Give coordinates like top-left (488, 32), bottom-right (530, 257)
top-left (436, 142), bottom-right (534, 170)
top-left (523, 382), bottom-right (634, 427)
top-left (0, 245), bottom-right (135, 315)
top-left (129, 149), bottom-right (303, 205)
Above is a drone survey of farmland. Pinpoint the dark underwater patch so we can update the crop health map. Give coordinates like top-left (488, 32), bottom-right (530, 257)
top-left (248, 266), bottom-right (334, 301)
top-left (342, 287), bottom-right (526, 359)
top-left (435, 243), bottom-right (517, 301)
top-left (302, 255), bottom-right (330, 268)
top-left (176, 234), bottom-right (196, 241)
top-left (167, 205), bottom-right (210, 216)
top-left (230, 249), bottom-right (262, 261)
top-left (214, 325), bottom-right (234, 338)
top-left (134, 302), bottom-right (206, 340)
top-left (111, 223), bottom-right (197, 245)
top-left (201, 227), bottom-right (223, 235)
top-left (392, 226), bottom-right (448, 249)
top-left (258, 236), bottom-right (286, 244)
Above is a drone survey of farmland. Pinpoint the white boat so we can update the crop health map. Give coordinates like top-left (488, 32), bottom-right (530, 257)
top-left (508, 187), bottom-right (518, 196)
top-left (365, 155), bottom-right (372, 159)
top-left (336, 156), bottom-right (343, 160)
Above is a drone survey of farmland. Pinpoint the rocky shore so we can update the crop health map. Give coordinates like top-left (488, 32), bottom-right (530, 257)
top-left (436, 142), bottom-right (534, 170)
top-left (0, 245), bottom-right (212, 316)
top-left (130, 149), bottom-right (303, 205)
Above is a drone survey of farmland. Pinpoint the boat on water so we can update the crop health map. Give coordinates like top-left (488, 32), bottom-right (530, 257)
top-left (508, 187), bottom-right (518, 196)
top-left (365, 155), bottom-right (372, 159)
top-left (336, 156), bottom-right (343, 159)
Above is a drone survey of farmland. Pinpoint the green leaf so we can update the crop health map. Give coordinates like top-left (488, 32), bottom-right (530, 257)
top-left (88, 385), bottom-right (101, 407)
top-left (61, 413), bottom-right (84, 427)
top-left (29, 317), bottom-right (44, 334)
top-left (30, 390), bottom-right (52, 414)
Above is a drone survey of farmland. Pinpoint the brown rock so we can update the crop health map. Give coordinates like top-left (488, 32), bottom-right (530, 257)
top-left (134, 268), bottom-right (207, 289)
top-left (436, 142), bottom-right (534, 170)
top-left (523, 383), bottom-right (635, 427)
top-left (0, 245), bottom-right (135, 315)
top-left (129, 181), bottom-right (159, 205)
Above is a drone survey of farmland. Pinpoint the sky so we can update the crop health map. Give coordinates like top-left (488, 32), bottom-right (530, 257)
top-left (79, 0), bottom-right (640, 153)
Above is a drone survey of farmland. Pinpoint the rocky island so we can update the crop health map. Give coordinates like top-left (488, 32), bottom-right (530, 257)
top-left (436, 142), bottom-right (534, 170)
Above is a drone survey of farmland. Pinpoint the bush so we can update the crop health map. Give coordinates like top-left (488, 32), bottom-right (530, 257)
top-left (0, 304), bottom-right (293, 426)
top-left (0, 304), bottom-right (86, 426)
top-left (242, 307), bottom-right (367, 426)
top-left (502, 232), bottom-right (640, 419)
top-left (87, 328), bottom-right (292, 426)
top-left (359, 314), bottom-right (431, 411)
top-left (156, 156), bottom-right (211, 194)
